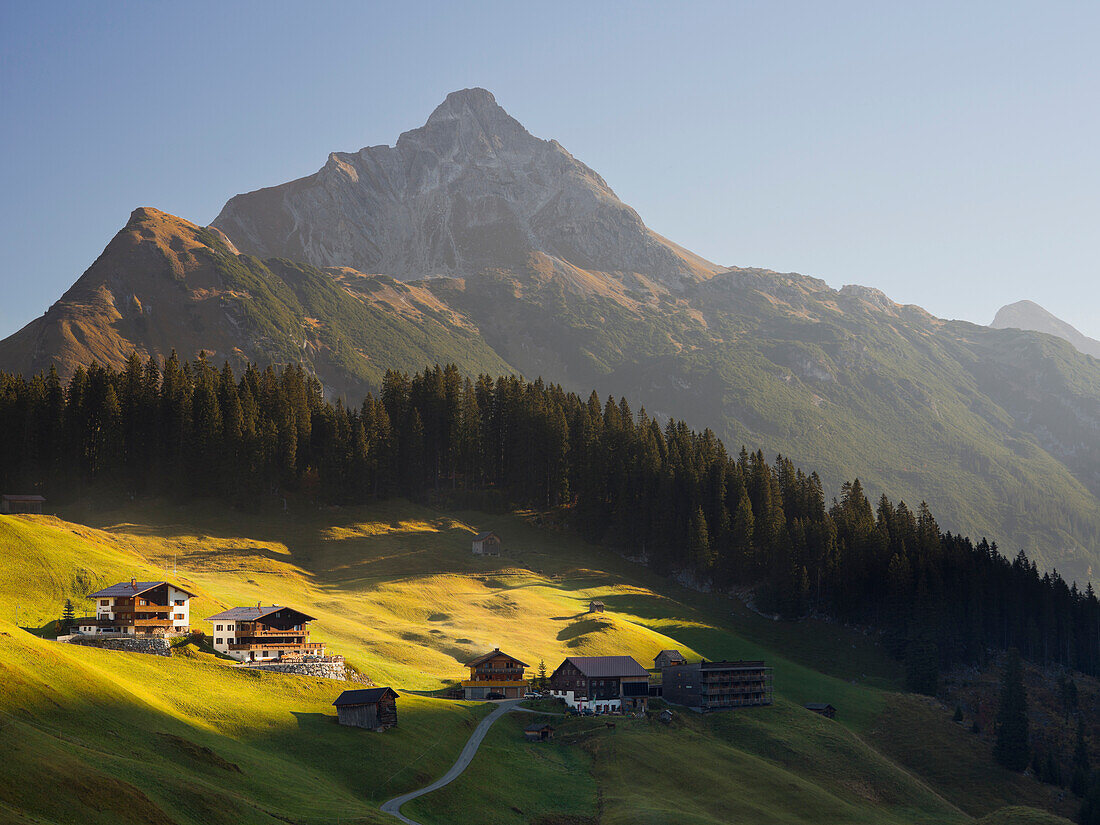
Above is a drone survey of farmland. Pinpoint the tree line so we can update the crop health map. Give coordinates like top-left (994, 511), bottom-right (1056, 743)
top-left (3, 355), bottom-right (1100, 688)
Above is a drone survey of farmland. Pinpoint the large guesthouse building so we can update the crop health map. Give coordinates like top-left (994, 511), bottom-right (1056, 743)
top-left (462, 648), bottom-right (529, 699)
top-left (206, 605), bottom-right (324, 662)
top-left (661, 660), bottom-right (773, 711)
top-left (548, 655), bottom-right (651, 713)
top-left (85, 579), bottom-right (194, 636)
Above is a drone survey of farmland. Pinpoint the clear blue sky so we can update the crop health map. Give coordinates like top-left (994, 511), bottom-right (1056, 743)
top-left (2, 1), bottom-right (1098, 339)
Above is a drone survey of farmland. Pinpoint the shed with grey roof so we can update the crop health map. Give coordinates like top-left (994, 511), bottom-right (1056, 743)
top-left (333, 687), bottom-right (398, 730)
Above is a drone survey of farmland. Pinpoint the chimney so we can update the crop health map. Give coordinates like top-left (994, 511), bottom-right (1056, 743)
top-left (130, 577), bottom-right (136, 589)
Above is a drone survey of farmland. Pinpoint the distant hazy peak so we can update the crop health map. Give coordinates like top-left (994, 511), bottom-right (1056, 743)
top-left (991, 300), bottom-right (1100, 359)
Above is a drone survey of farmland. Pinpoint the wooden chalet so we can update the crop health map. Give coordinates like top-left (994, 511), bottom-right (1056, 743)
top-left (1, 494), bottom-right (45, 514)
top-left (462, 647), bottom-right (529, 699)
top-left (471, 531), bottom-right (501, 555)
top-left (804, 703), bottom-right (837, 719)
top-left (548, 655), bottom-right (650, 712)
top-left (588, 600), bottom-right (605, 613)
top-left (654, 649), bottom-right (687, 669)
top-left (662, 660), bottom-right (773, 711)
top-left (86, 579), bottom-right (194, 636)
top-left (523, 722), bottom-right (555, 742)
top-left (333, 687), bottom-right (399, 730)
top-left (206, 604), bottom-right (324, 662)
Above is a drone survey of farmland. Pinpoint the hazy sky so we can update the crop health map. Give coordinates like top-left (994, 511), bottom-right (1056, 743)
top-left (2, 1), bottom-right (1098, 339)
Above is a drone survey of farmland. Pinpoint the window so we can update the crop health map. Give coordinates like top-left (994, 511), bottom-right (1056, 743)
top-left (216, 624), bottom-right (223, 631)
top-left (100, 600), bottom-right (109, 606)
top-left (173, 614), bottom-right (184, 620)
top-left (263, 651), bottom-right (270, 657)
top-left (174, 599), bottom-right (184, 606)
top-left (215, 638), bottom-right (222, 645)
top-left (226, 624), bottom-right (234, 631)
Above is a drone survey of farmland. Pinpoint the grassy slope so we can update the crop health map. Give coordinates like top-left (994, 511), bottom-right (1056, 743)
top-left (0, 503), bottom-right (1075, 823)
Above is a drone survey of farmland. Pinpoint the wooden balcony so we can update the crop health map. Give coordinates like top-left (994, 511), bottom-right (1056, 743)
top-left (228, 641), bottom-right (324, 652)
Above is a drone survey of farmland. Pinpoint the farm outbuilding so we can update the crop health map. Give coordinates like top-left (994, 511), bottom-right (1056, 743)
top-left (1, 494), bottom-right (45, 514)
top-left (333, 687), bottom-right (399, 730)
top-left (654, 649), bottom-right (687, 669)
top-left (524, 723), bottom-right (555, 742)
top-left (804, 703), bottom-right (836, 719)
top-left (588, 600), bottom-right (605, 614)
top-left (471, 531), bottom-right (500, 555)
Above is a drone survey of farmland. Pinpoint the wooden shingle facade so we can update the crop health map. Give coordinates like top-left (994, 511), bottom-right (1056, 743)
top-left (333, 687), bottom-right (399, 730)
top-left (662, 660), bottom-right (773, 711)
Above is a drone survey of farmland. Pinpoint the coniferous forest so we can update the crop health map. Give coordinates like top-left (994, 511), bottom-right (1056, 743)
top-left (2, 354), bottom-right (1098, 688)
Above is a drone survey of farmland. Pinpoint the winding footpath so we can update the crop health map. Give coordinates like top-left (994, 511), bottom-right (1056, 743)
top-left (380, 699), bottom-right (524, 824)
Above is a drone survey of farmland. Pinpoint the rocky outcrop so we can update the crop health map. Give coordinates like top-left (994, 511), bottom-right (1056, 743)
top-left (213, 88), bottom-right (719, 288)
top-left (243, 658), bottom-right (358, 681)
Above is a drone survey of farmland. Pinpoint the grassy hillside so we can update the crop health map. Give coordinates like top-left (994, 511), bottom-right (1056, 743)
top-left (0, 502), bottom-right (1078, 823)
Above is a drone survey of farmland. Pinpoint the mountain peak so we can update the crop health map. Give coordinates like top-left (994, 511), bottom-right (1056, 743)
top-left (991, 300), bottom-right (1100, 359)
top-left (212, 91), bottom-right (718, 285)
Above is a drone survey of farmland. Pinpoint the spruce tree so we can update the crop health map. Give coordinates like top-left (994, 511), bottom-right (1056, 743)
top-left (61, 598), bottom-right (75, 632)
top-left (993, 648), bottom-right (1030, 771)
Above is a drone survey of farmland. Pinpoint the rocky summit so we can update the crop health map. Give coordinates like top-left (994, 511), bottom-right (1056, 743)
top-left (213, 88), bottom-right (718, 288)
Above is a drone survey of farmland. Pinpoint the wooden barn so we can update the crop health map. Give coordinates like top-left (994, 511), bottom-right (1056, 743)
top-left (588, 600), bottom-right (605, 614)
top-left (523, 722), bottom-right (555, 742)
top-left (804, 703), bottom-right (836, 719)
top-left (653, 649), bottom-right (687, 669)
top-left (1, 494), bottom-right (45, 514)
top-left (471, 531), bottom-right (501, 555)
top-left (333, 687), bottom-right (399, 730)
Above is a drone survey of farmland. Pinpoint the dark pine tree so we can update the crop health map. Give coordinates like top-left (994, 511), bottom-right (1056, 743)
top-left (993, 648), bottom-right (1030, 771)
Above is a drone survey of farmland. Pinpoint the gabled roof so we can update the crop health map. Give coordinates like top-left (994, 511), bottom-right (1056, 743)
top-left (473, 531), bottom-right (498, 541)
top-left (656, 649), bottom-right (685, 659)
top-left (804, 703), bottom-right (836, 711)
top-left (466, 648), bottom-right (530, 668)
top-left (205, 605), bottom-right (316, 622)
top-left (333, 687), bottom-right (398, 706)
top-left (524, 722), bottom-right (554, 732)
top-left (560, 656), bottom-right (649, 678)
top-left (2, 494), bottom-right (45, 502)
top-left (88, 581), bottom-right (196, 598)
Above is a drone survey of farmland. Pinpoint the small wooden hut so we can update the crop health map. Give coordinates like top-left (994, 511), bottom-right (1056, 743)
top-left (333, 687), bottom-right (399, 730)
top-left (588, 600), bottom-right (605, 614)
top-left (472, 531), bottom-right (501, 555)
top-left (523, 722), bottom-right (555, 742)
top-left (804, 703), bottom-right (836, 719)
top-left (1, 494), bottom-right (45, 514)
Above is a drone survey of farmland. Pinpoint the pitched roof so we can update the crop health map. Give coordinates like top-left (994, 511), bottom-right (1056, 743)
top-left (804, 703), bottom-right (836, 711)
top-left (466, 648), bottom-right (530, 668)
top-left (333, 687), bottom-right (398, 706)
top-left (656, 649), bottom-right (685, 659)
top-left (2, 494), bottom-right (45, 502)
top-left (524, 722), bottom-right (554, 732)
top-left (473, 531), bottom-right (498, 541)
top-left (562, 656), bottom-right (649, 678)
top-left (205, 605), bottom-right (316, 622)
top-left (88, 581), bottom-right (196, 598)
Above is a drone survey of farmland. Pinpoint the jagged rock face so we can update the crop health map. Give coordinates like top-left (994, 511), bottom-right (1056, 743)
top-left (213, 88), bottom-right (717, 287)
top-left (992, 300), bottom-right (1100, 359)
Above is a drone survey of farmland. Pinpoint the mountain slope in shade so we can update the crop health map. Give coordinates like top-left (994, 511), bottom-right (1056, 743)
top-left (0, 207), bottom-right (514, 394)
top-left (213, 87), bottom-right (719, 289)
top-left (992, 300), bottom-right (1100, 359)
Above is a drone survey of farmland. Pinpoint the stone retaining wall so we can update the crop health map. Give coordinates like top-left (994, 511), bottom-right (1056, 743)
top-left (243, 660), bottom-right (348, 680)
top-left (69, 636), bottom-right (173, 657)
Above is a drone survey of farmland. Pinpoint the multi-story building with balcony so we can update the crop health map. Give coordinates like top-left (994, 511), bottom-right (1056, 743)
top-left (461, 648), bottom-right (529, 699)
top-left (548, 655), bottom-right (651, 712)
top-left (206, 604), bottom-right (325, 663)
top-left (85, 579), bottom-right (194, 636)
top-left (661, 659), bottom-right (773, 711)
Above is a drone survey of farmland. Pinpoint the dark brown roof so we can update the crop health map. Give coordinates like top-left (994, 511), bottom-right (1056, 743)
top-left (2, 494), bottom-right (45, 502)
top-left (205, 605), bottom-right (316, 622)
top-left (656, 649), bottom-right (685, 659)
top-left (333, 687), bottom-right (398, 706)
top-left (804, 703), bottom-right (836, 711)
top-left (88, 581), bottom-right (196, 598)
top-left (473, 531), bottom-right (498, 541)
top-left (524, 722), bottom-right (554, 732)
top-left (466, 648), bottom-right (530, 668)
top-left (700, 660), bottom-right (767, 670)
top-left (561, 656), bottom-right (649, 678)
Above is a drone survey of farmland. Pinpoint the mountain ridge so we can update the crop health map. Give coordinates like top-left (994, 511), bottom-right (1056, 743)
top-left (1, 89), bottom-right (1098, 576)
